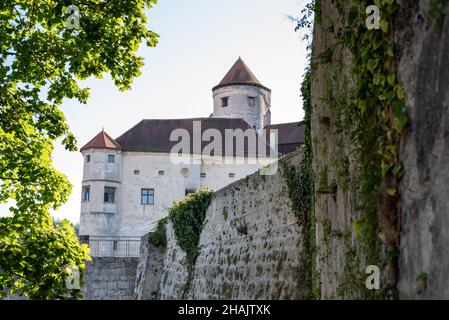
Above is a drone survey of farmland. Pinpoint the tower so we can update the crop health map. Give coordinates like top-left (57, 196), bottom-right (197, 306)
top-left (212, 57), bottom-right (271, 131)
top-left (79, 130), bottom-right (122, 237)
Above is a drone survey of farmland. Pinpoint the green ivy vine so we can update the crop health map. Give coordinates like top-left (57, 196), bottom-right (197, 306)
top-left (168, 188), bottom-right (213, 298)
top-left (310, 0), bottom-right (412, 297)
top-left (281, 69), bottom-right (319, 300)
top-left (148, 217), bottom-right (168, 248)
top-left (337, 0), bottom-right (408, 295)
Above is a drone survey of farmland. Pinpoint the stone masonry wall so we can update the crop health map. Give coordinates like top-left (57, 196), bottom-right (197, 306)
top-left (134, 232), bottom-right (165, 300)
top-left (312, 0), bottom-right (449, 299)
top-left (311, 0), bottom-right (366, 299)
top-left (159, 221), bottom-right (189, 299)
top-left (395, 1), bottom-right (449, 299)
top-left (82, 257), bottom-right (138, 300)
top-left (159, 151), bottom-right (303, 299)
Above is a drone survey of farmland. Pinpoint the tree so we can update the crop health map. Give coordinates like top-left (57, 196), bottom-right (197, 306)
top-left (0, 0), bottom-right (159, 299)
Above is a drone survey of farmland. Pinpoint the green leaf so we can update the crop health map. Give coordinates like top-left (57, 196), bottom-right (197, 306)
top-left (387, 187), bottom-right (397, 196)
top-left (380, 19), bottom-right (389, 33)
top-left (358, 99), bottom-right (367, 113)
top-left (387, 74), bottom-right (395, 86)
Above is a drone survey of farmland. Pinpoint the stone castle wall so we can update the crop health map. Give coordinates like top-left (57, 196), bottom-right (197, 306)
top-left (159, 151), bottom-right (303, 299)
top-left (134, 232), bottom-right (165, 300)
top-left (395, 0), bottom-right (449, 299)
top-left (311, 0), bottom-right (449, 299)
top-left (82, 257), bottom-right (138, 300)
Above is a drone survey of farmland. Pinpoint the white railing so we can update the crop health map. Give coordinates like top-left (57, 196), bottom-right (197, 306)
top-left (80, 236), bottom-right (141, 257)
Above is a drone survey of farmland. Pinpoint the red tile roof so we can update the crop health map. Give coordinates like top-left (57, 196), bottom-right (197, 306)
top-left (213, 57), bottom-right (270, 92)
top-left (80, 130), bottom-right (121, 152)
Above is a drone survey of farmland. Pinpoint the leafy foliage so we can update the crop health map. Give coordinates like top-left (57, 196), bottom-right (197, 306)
top-left (281, 69), bottom-right (318, 300)
top-left (168, 189), bottom-right (213, 298)
top-left (0, 0), bottom-right (159, 299)
top-left (148, 217), bottom-right (168, 248)
top-left (310, 0), bottom-right (412, 297)
top-left (169, 189), bottom-right (213, 266)
top-left (0, 217), bottom-right (90, 299)
top-left (288, 0), bottom-right (318, 52)
top-left (334, 1), bottom-right (407, 289)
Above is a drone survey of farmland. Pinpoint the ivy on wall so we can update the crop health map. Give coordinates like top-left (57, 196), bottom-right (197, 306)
top-left (281, 69), bottom-right (319, 300)
top-left (168, 188), bottom-right (213, 298)
top-left (169, 189), bottom-right (213, 266)
top-left (289, 0), bottom-right (418, 298)
top-left (148, 217), bottom-right (168, 248)
top-left (335, 0), bottom-right (408, 296)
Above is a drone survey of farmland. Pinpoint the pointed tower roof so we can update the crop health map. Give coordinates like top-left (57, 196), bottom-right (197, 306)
top-left (212, 57), bottom-right (270, 91)
top-left (80, 130), bottom-right (121, 152)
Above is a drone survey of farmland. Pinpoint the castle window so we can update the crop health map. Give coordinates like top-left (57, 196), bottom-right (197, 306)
top-left (200, 173), bottom-right (206, 178)
top-left (134, 170), bottom-right (140, 175)
top-left (158, 170), bottom-right (165, 176)
top-left (248, 96), bottom-right (256, 107)
top-left (108, 154), bottom-right (115, 163)
top-left (221, 96), bottom-right (229, 107)
top-left (185, 189), bottom-right (196, 196)
top-left (86, 155), bottom-right (91, 163)
top-left (141, 188), bottom-right (154, 205)
top-left (82, 186), bottom-right (90, 202)
top-left (104, 187), bottom-right (115, 203)
top-left (229, 173), bottom-right (235, 178)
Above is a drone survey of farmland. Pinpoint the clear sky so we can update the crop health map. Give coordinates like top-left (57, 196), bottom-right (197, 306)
top-left (49, 0), bottom-right (309, 223)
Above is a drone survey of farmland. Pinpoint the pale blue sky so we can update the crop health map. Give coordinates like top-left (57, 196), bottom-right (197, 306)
top-left (50, 0), bottom-right (308, 223)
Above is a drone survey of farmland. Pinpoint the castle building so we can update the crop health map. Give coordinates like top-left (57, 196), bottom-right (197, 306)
top-left (78, 58), bottom-right (304, 254)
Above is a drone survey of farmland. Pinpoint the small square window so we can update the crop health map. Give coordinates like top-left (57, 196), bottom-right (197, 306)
top-left (221, 96), bottom-right (229, 107)
top-left (141, 188), bottom-right (154, 205)
top-left (158, 170), bottom-right (165, 176)
top-left (248, 96), bottom-right (256, 107)
top-left (82, 186), bottom-right (90, 202)
top-left (104, 187), bottom-right (115, 203)
top-left (185, 189), bottom-right (196, 196)
top-left (200, 173), bottom-right (206, 178)
top-left (134, 170), bottom-right (140, 175)
top-left (86, 155), bottom-right (91, 163)
top-left (108, 154), bottom-right (115, 163)
top-left (229, 173), bottom-right (235, 178)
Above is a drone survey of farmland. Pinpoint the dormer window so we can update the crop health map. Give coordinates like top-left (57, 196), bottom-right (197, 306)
top-left (221, 97), bottom-right (229, 107)
top-left (108, 154), bottom-right (115, 163)
top-left (248, 96), bottom-right (256, 107)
